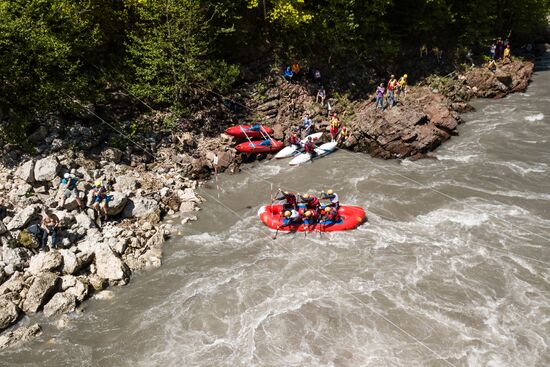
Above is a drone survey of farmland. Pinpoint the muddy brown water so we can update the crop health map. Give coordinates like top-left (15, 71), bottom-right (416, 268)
top-left (2, 71), bottom-right (550, 367)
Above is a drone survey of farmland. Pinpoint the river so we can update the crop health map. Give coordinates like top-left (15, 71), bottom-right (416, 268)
top-left (2, 69), bottom-right (550, 366)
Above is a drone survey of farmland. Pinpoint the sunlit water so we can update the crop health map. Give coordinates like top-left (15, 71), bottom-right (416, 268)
top-left (2, 70), bottom-right (550, 367)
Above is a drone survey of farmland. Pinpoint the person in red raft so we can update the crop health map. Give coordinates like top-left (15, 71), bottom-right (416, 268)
top-left (273, 190), bottom-right (297, 210)
top-left (321, 206), bottom-right (341, 224)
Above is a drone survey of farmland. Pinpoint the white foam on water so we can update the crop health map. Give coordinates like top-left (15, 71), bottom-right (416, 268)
top-left (437, 154), bottom-right (479, 163)
top-left (524, 113), bottom-right (544, 122)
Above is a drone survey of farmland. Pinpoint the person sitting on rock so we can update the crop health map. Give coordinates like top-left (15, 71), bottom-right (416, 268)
top-left (283, 66), bottom-right (293, 81)
top-left (316, 86), bottom-right (326, 105)
top-left (487, 59), bottom-right (497, 73)
top-left (274, 190), bottom-right (297, 210)
top-left (40, 208), bottom-right (60, 251)
top-left (282, 209), bottom-right (301, 226)
top-left (59, 173), bottom-right (83, 210)
top-left (291, 62), bottom-right (301, 78)
top-left (320, 189), bottom-right (340, 209)
top-left (91, 180), bottom-right (110, 222)
top-left (299, 114), bottom-right (313, 137)
top-left (375, 83), bottom-right (385, 111)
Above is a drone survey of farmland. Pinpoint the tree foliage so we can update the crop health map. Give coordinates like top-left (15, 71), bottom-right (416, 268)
top-left (0, 0), bottom-right (548, 143)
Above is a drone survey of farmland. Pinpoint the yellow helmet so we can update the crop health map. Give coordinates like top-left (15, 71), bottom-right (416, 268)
top-left (327, 189), bottom-right (334, 195)
top-left (404, 74), bottom-right (408, 78)
top-left (94, 180), bottom-right (102, 187)
top-left (325, 207), bottom-right (332, 213)
top-left (284, 211), bottom-right (291, 217)
top-left (304, 210), bottom-right (312, 217)
top-left (303, 193), bottom-right (310, 199)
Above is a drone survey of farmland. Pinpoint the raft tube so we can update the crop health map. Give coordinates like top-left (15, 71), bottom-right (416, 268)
top-left (258, 204), bottom-right (366, 232)
top-left (235, 140), bottom-right (285, 153)
top-left (225, 125), bottom-right (274, 139)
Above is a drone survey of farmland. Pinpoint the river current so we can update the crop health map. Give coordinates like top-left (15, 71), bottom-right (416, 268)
top-left (2, 70), bottom-right (550, 366)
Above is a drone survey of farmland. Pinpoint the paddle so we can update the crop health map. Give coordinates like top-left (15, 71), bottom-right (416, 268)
top-left (273, 211), bottom-right (283, 240)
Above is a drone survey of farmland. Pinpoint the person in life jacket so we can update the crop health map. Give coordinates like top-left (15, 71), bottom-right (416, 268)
top-left (304, 136), bottom-right (317, 158)
top-left (397, 74), bottom-right (408, 97)
top-left (274, 190), bottom-right (297, 209)
top-left (321, 206), bottom-right (341, 224)
top-left (299, 193), bottom-right (320, 210)
top-left (330, 113), bottom-right (341, 142)
top-left (386, 75), bottom-right (397, 108)
top-left (59, 172), bottom-right (83, 209)
top-left (282, 209), bottom-right (300, 226)
top-left (91, 180), bottom-right (110, 222)
top-left (302, 209), bottom-right (319, 226)
top-left (337, 125), bottom-right (350, 145)
top-left (289, 131), bottom-right (300, 148)
top-left (320, 189), bottom-right (339, 209)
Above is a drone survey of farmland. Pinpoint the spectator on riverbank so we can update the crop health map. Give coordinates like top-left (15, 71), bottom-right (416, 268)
top-left (503, 44), bottom-right (511, 61)
top-left (375, 83), bottom-right (385, 111)
top-left (283, 66), bottom-right (293, 81)
top-left (398, 74), bottom-right (408, 98)
top-left (40, 208), bottom-right (59, 251)
top-left (299, 113), bottom-right (313, 137)
top-left (59, 172), bottom-right (83, 210)
top-left (91, 180), bottom-right (110, 223)
top-left (495, 38), bottom-right (503, 59)
top-left (313, 68), bottom-right (322, 84)
top-left (466, 49), bottom-right (474, 67)
top-left (490, 43), bottom-right (496, 60)
top-left (316, 86), bottom-right (326, 105)
top-left (291, 63), bottom-right (301, 79)
top-left (387, 75), bottom-right (397, 108)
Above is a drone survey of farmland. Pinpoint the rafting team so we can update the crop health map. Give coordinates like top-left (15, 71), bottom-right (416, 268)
top-left (273, 189), bottom-right (340, 228)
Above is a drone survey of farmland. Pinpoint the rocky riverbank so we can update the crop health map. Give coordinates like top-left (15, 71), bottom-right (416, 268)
top-left (245, 59), bottom-right (534, 159)
top-left (0, 57), bottom-right (536, 350)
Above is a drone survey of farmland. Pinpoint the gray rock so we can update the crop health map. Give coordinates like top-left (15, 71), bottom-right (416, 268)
top-left (65, 279), bottom-right (89, 302)
top-left (177, 188), bottom-right (200, 203)
top-left (0, 221), bottom-right (7, 235)
top-left (122, 197), bottom-right (159, 219)
top-left (114, 175), bottom-right (139, 194)
top-left (34, 157), bottom-right (59, 182)
top-left (74, 212), bottom-right (95, 230)
top-left (14, 160), bottom-right (35, 184)
top-left (106, 192), bottom-right (128, 216)
top-left (43, 292), bottom-right (76, 317)
top-left (21, 272), bottom-right (59, 313)
top-left (7, 204), bottom-right (40, 230)
top-left (179, 201), bottom-right (196, 213)
top-left (0, 247), bottom-right (31, 271)
top-left (0, 323), bottom-right (42, 350)
top-left (28, 251), bottom-right (63, 275)
top-left (0, 299), bottom-right (19, 332)
top-left (0, 273), bottom-right (25, 295)
top-left (94, 244), bottom-right (130, 282)
top-left (101, 148), bottom-right (124, 163)
top-left (59, 249), bottom-right (78, 275)
top-left (60, 275), bottom-right (77, 290)
top-left (14, 183), bottom-right (32, 197)
top-left (28, 126), bottom-right (48, 143)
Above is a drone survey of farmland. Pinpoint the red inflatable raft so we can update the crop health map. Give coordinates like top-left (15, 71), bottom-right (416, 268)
top-left (225, 125), bottom-right (274, 139)
top-left (258, 204), bottom-right (366, 232)
top-left (236, 140), bottom-right (284, 153)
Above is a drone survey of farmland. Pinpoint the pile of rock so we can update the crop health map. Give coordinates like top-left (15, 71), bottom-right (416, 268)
top-left (0, 151), bottom-right (205, 349)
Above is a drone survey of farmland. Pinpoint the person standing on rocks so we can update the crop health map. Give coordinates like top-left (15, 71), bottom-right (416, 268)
top-left (375, 83), bottom-right (385, 111)
top-left (495, 38), bottom-right (503, 59)
top-left (316, 86), bottom-right (326, 105)
top-left (40, 208), bottom-right (59, 251)
top-left (503, 44), bottom-right (511, 62)
top-left (398, 74), bottom-right (408, 98)
top-left (387, 75), bottom-right (398, 107)
top-left (59, 173), bottom-right (83, 210)
top-left (91, 180), bottom-right (110, 223)
top-left (329, 113), bottom-right (341, 142)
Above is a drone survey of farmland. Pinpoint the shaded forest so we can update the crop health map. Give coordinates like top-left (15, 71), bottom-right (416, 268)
top-left (1, 0), bottom-right (549, 143)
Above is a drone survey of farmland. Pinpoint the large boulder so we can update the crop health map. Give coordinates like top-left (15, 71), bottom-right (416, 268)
top-left (28, 251), bottom-right (63, 275)
top-left (42, 292), bottom-right (76, 317)
top-left (74, 212), bottom-right (95, 230)
top-left (7, 204), bottom-right (40, 230)
top-left (106, 192), bottom-right (128, 216)
top-left (21, 272), bottom-right (59, 313)
top-left (59, 249), bottom-right (79, 275)
top-left (14, 160), bottom-right (35, 184)
top-left (34, 156), bottom-right (59, 182)
top-left (94, 244), bottom-right (130, 282)
top-left (101, 147), bottom-right (124, 163)
top-left (0, 324), bottom-right (42, 350)
top-left (113, 175), bottom-right (139, 194)
top-left (122, 197), bottom-right (159, 219)
top-left (0, 247), bottom-right (31, 271)
top-left (65, 279), bottom-right (89, 302)
top-left (0, 299), bottom-right (19, 332)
